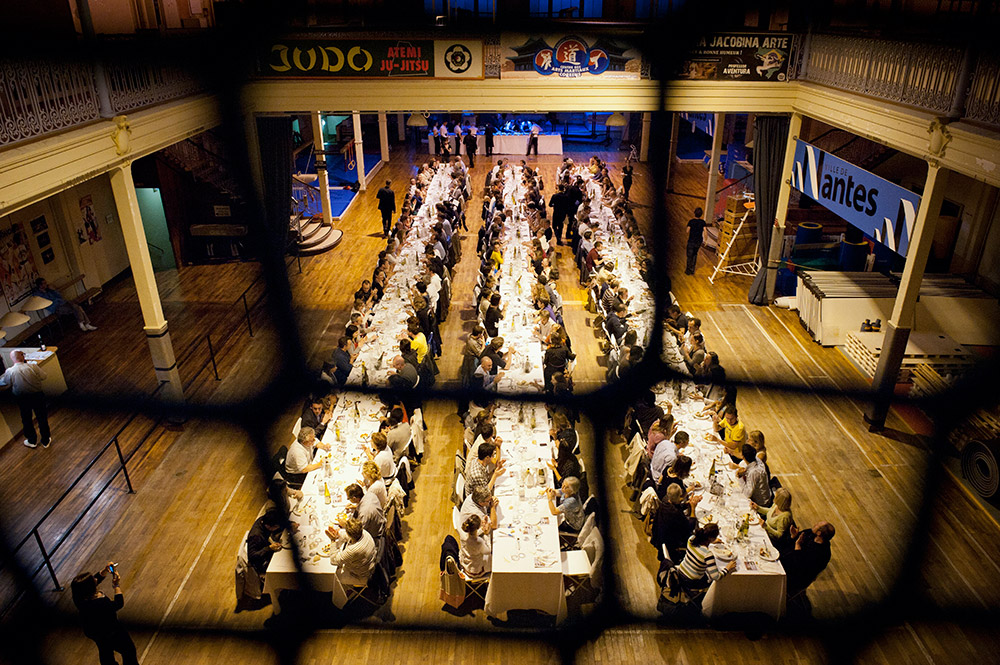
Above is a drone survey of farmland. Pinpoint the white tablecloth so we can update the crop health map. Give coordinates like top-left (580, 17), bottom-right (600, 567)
top-left (428, 133), bottom-right (563, 156)
top-left (483, 401), bottom-right (567, 621)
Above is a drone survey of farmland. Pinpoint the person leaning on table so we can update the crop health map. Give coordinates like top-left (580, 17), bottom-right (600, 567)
top-left (325, 517), bottom-right (378, 586)
top-left (459, 514), bottom-right (493, 578)
top-left (71, 562), bottom-right (139, 665)
top-left (284, 427), bottom-right (331, 489)
top-left (0, 350), bottom-right (50, 449)
top-left (546, 476), bottom-right (585, 532)
top-left (676, 523), bottom-right (736, 594)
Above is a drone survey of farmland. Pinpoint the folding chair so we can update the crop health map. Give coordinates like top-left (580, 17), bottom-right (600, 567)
top-left (454, 473), bottom-right (466, 507)
top-left (344, 538), bottom-right (388, 610)
top-left (291, 417), bottom-right (302, 438)
top-left (452, 506), bottom-right (463, 532)
top-left (560, 511), bottom-right (595, 550)
top-left (561, 526), bottom-right (603, 602)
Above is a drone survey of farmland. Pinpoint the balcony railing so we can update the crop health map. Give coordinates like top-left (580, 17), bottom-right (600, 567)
top-left (802, 34), bottom-right (965, 115)
top-left (966, 50), bottom-right (1000, 127)
top-left (0, 55), bottom-right (203, 147)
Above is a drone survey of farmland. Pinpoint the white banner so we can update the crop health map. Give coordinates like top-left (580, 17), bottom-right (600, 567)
top-left (433, 40), bottom-right (483, 79)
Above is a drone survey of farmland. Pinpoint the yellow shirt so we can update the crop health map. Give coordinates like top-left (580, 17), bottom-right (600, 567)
top-left (491, 250), bottom-right (503, 269)
top-left (411, 333), bottom-right (428, 364)
top-left (722, 419), bottom-right (746, 449)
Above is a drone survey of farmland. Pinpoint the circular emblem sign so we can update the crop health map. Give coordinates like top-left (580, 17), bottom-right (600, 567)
top-left (445, 44), bottom-right (472, 74)
top-left (533, 48), bottom-right (555, 75)
top-left (554, 38), bottom-right (587, 66)
top-left (587, 48), bottom-right (609, 75)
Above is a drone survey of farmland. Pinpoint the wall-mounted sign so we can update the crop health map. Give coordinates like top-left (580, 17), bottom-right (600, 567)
top-left (213, 205), bottom-right (232, 217)
top-left (790, 139), bottom-right (921, 256)
top-left (500, 34), bottom-right (642, 80)
top-left (677, 32), bottom-right (793, 82)
top-left (257, 39), bottom-right (482, 79)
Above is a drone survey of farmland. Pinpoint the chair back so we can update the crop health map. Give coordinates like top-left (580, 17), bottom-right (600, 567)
top-left (454, 473), bottom-right (466, 507)
top-left (292, 418), bottom-right (302, 438)
top-left (577, 512), bottom-right (596, 545)
top-left (411, 408), bottom-right (425, 455)
top-left (452, 506), bottom-right (462, 532)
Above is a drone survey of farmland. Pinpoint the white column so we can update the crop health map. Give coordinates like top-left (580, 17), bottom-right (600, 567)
top-left (396, 113), bottom-right (406, 142)
top-left (378, 112), bottom-right (390, 163)
top-left (865, 164), bottom-right (950, 428)
top-left (764, 112), bottom-right (802, 300)
top-left (109, 163), bottom-right (183, 403)
top-left (353, 111), bottom-right (367, 191)
top-left (639, 112), bottom-right (652, 161)
top-left (311, 111), bottom-right (333, 227)
top-left (703, 112), bottom-right (725, 223)
top-left (666, 113), bottom-right (680, 191)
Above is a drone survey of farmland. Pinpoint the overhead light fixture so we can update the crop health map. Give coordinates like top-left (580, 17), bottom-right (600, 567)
top-left (407, 113), bottom-right (429, 127)
top-left (20, 296), bottom-right (52, 313)
top-left (605, 112), bottom-right (627, 127)
top-left (0, 311), bottom-right (30, 328)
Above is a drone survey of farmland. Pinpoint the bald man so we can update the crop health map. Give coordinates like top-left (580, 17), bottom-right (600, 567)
top-left (0, 350), bottom-right (50, 448)
top-left (388, 355), bottom-right (417, 391)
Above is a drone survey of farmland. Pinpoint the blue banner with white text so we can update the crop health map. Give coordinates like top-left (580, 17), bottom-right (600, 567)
top-left (790, 139), bottom-right (921, 257)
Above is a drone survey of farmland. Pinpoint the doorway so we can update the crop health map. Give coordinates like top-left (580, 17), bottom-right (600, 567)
top-left (135, 188), bottom-right (177, 271)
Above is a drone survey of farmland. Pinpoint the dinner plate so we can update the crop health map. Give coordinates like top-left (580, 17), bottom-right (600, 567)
top-left (759, 547), bottom-right (779, 562)
top-left (712, 545), bottom-right (735, 560)
top-left (524, 513), bottom-right (541, 526)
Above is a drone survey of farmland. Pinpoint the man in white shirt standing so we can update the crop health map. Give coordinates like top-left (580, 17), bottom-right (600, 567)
top-left (0, 351), bottom-right (49, 448)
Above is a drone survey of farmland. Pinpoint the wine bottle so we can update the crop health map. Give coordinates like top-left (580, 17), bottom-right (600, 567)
top-left (324, 482), bottom-right (331, 505)
top-left (361, 361), bottom-right (369, 387)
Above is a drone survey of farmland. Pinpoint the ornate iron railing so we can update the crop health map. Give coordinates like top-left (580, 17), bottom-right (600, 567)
top-left (103, 57), bottom-right (204, 114)
top-left (0, 59), bottom-right (100, 146)
top-left (803, 34), bottom-right (964, 115)
top-left (966, 51), bottom-right (1000, 127)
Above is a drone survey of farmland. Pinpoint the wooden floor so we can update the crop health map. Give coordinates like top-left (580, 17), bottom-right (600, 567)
top-left (4, 145), bottom-right (1000, 665)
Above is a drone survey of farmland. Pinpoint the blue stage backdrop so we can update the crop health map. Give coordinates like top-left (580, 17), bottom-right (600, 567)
top-left (790, 139), bottom-right (921, 257)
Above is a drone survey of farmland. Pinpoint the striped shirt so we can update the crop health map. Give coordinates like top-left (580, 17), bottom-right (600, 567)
top-left (330, 531), bottom-right (378, 584)
top-left (677, 537), bottom-right (728, 582)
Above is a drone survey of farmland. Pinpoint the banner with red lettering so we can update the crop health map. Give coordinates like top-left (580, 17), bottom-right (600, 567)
top-left (257, 39), bottom-right (482, 78)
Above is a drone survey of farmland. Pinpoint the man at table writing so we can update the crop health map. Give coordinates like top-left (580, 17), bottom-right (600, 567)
top-left (324, 518), bottom-right (378, 586)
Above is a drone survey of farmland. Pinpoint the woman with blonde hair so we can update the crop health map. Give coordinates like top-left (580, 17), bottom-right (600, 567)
top-left (752, 487), bottom-right (793, 546)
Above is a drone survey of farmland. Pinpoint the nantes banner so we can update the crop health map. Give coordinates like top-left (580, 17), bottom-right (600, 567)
top-left (790, 140), bottom-right (921, 256)
top-left (677, 32), bottom-right (794, 82)
top-left (257, 39), bottom-right (482, 78)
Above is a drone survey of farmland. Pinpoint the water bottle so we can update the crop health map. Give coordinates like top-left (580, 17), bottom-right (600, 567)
top-left (37, 335), bottom-right (45, 352)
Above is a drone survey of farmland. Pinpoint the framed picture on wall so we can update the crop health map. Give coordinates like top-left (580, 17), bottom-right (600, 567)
top-left (36, 231), bottom-right (50, 249)
top-left (0, 223), bottom-right (41, 308)
top-left (29, 216), bottom-right (48, 234)
top-left (41, 248), bottom-right (55, 265)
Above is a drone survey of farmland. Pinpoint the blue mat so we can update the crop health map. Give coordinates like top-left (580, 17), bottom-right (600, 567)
top-left (676, 126), bottom-right (712, 161)
top-left (294, 187), bottom-right (356, 219)
top-left (295, 148), bottom-right (380, 186)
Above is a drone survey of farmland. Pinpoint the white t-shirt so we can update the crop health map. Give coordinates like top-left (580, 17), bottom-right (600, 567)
top-left (374, 448), bottom-right (395, 479)
top-left (285, 441), bottom-right (313, 474)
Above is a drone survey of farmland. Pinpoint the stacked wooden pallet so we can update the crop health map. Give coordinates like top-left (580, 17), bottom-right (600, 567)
top-left (910, 363), bottom-right (952, 397)
top-left (845, 331), bottom-right (974, 382)
top-left (716, 196), bottom-right (757, 266)
top-left (911, 364), bottom-right (999, 452)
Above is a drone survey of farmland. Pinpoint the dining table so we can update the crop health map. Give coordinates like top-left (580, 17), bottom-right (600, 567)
top-left (482, 399), bottom-right (566, 622)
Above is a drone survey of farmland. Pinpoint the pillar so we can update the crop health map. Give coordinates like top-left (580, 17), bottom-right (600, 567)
top-left (666, 113), bottom-right (680, 191)
top-left (703, 112), bottom-right (725, 223)
top-left (639, 112), bottom-right (652, 162)
top-left (764, 112), bottom-right (803, 301)
top-left (864, 164), bottom-right (950, 429)
top-left (396, 113), bottom-right (406, 142)
top-left (378, 112), bottom-right (390, 163)
top-left (109, 164), bottom-right (184, 403)
top-left (311, 111), bottom-right (333, 227)
top-left (622, 112), bottom-right (632, 143)
top-left (353, 111), bottom-right (367, 191)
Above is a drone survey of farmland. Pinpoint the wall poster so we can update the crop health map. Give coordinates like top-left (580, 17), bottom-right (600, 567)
top-left (0, 223), bottom-right (40, 308)
top-left (80, 195), bottom-right (102, 244)
top-left (500, 34), bottom-right (643, 79)
top-left (677, 32), bottom-right (794, 81)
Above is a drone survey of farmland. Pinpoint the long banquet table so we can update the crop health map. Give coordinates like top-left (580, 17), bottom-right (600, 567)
top-left (427, 133), bottom-right (564, 156)
top-left (264, 166), bottom-right (456, 611)
top-left (483, 400), bottom-right (566, 621)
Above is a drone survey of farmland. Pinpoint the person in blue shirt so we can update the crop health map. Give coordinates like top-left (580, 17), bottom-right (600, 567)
top-left (34, 278), bottom-right (96, 332)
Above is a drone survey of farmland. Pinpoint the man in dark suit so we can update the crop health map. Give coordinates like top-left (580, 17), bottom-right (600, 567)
top-left (376, 180), bottom-right (396, 238)
top-left (548, 185), bottom-right (573, 245)
top-left (463, 128), bottom-right (478, 168)
top-left (484, 124), bottom-right (495, 156)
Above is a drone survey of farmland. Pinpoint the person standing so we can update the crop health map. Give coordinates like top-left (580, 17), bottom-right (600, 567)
top-left (463, 127), bottom-right (478, 168)
top-left (439, 124), bottom-right (451, 159)
top-left (548, 184), bottom-right (572, 245)
top-left (484, 123), bottom-right (495, 157)
top-left (71, 563), bottom-right (139, 665)
top-left (0, 350), bottom-right (49, 449)
top-left (432, 123), bottom-right (441, 156)
top-left (685, 207), bottom-right (707, 275)
top-left (453, 123), bottom-right (462, 157)
top-left (621, 160), bottom-right (634, 200)
top-left (526, 123), bottom-right (540, 156)
top-left (376, 180), bottom-right (396, 238)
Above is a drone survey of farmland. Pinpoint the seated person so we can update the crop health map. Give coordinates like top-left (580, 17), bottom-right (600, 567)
top-left (651, 431), bottom-right (689, 485)
top-left (481, 336), bottom-right (508, 374)
top-left (605, 304), bottom-right (629, 346)
top-left (384, 408), bottom-right (412, 462)
top-left (473, 356), bottom-right (504, 390)
top-left (34, 278), bottom-right (96, 332)
top-left (284, 427), bottom-right (330, 488)
top-left (781, 521), bottom-right (835, 597)
top-left (366, 432), bottom-right (395, 484)
top-left (388, 355), bottom-right (418, 390)
top-left (645, 411), bottom-right (677, 458)
top-left (300, 394), bottom-right (334, 440)
top-left (676, 523), bottom-right (736, 593)
top-left (324, 518), bottom-right (378, 586)
top-left (752, 487), bottom-right (793, 549)
top-left (546, 476), bottom-right (585, 532)
top-left (323, 337), bottom-right (354, 386)
top-left (460, 486), bottom-right (497, 526)
top-left (458, 514), bottom-right (493, 578)
top-left (710, 408), bottom-right (746, 462)
top-left (632, 390), bottom-right (665, 437)
top-left (361, 461), bottom-right (388, 510)
top-left (465, 441), bottom-right (505, 497)
top-left (246, 509), bottom-right (284, 579)
top-left (344, 482), bottom-right (385, 539)
top-left (651, 483), bottom-right (696, 564)
top-left (737, 444), bottom-right (773, 508)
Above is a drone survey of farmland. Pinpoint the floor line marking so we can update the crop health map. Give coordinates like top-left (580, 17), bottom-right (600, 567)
top-left (740, 304), bottom-right (811, 387)
top-left (139, 475), bottom-right (245, 664)
top-left (766, 306), bottom-right (829, 376)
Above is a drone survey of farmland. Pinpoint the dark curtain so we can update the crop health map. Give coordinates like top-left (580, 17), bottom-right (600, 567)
top-left (748, 115), bottom-right (790, 305)
top-left (256, 116), bottom-right (294, 253)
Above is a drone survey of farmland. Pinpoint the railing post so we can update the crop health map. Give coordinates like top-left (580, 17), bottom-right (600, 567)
top-left (206, 334), bottom-right (220, 381)
top-left (242, 293), bottom-right (254, 337)
top-left (112, 437), bottom-right (135, 494)
top-left (948, 46), bottom-right (975, 121)
top-left (33, 530), bottom-right (63, 591)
